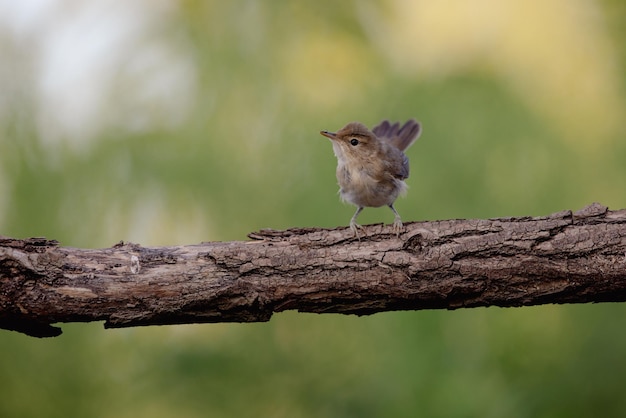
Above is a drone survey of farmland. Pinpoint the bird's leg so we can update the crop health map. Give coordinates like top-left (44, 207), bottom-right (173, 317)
top-left (349, 206), bottom-right (364, 239)
top-left (388, 204), bottom-right (404, 236)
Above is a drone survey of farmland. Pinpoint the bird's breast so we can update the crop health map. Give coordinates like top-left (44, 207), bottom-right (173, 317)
top-left (336, 162), bottom-right (405, 208)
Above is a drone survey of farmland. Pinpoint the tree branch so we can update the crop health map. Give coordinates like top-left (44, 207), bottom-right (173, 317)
top-left (2, 202), bottom-right (626, 338)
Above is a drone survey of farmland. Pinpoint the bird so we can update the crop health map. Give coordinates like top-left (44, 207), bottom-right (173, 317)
top-left (320, 119), bottom-right (421, 237)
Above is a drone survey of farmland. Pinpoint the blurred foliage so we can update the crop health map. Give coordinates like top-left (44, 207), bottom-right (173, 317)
top-left (1, 0), bottom-right (626, 417)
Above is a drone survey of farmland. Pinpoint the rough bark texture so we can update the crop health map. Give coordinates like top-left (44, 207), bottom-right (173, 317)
top-left (1, 203), bottom-right (626, 338)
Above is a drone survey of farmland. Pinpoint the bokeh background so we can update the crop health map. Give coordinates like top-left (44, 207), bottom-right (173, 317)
top-left (2, 0), bottom-right (626, 417)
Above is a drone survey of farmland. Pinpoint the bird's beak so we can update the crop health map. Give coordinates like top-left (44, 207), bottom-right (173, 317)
top-left (320, 130), bottom-right (337, 140)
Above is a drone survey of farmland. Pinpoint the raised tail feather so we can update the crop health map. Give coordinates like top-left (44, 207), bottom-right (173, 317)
top-left (372, 119), bottom-right (421, 152)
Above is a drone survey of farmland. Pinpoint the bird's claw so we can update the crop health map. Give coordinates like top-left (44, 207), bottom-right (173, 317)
top-left (350, 221), bottom-right (364, 240)
top-left (392, 217), bottom-right (404, 236)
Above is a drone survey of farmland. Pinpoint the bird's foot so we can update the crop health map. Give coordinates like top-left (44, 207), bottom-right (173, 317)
top-left (392, 217), bottom-right (404, 236)
top-left (350, 220), bottom-right (364, 240)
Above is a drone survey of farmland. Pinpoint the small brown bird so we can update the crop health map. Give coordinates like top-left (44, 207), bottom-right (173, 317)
top-left (320, 119), bottom-right (421, 237)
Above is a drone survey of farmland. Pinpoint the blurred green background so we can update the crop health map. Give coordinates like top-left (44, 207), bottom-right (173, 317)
top-left (2, 0), bottom-right (626, 417)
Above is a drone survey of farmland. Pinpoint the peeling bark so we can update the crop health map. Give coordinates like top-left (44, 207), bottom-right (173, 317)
top-left (1, 202), bottom-right (626, 338)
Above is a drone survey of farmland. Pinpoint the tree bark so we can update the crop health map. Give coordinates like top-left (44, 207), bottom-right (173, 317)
top-left (1, 202), bottom-right (626, 338)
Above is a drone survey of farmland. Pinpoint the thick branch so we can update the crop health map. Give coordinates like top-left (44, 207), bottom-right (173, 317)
top-left (2, 202), bottom-right (626, 338)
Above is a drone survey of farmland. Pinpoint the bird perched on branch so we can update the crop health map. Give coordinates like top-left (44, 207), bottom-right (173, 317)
top-left (320, 119), bottom-right (421, 237)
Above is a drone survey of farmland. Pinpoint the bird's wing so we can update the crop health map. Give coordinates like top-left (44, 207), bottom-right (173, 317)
top-left (390, 153), bottom-right (410, 180)
top-left (382, 147), bottom-right (410, 180)
top-left (372, 119), bottom-right (421, 152)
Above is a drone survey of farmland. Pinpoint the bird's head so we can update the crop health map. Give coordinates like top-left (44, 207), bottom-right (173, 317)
top-left (320, 122), bottom-right (381, 164)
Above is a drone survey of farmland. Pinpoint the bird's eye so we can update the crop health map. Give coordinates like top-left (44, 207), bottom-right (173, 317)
top-left (350, 138), bottom-right (359, 146)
